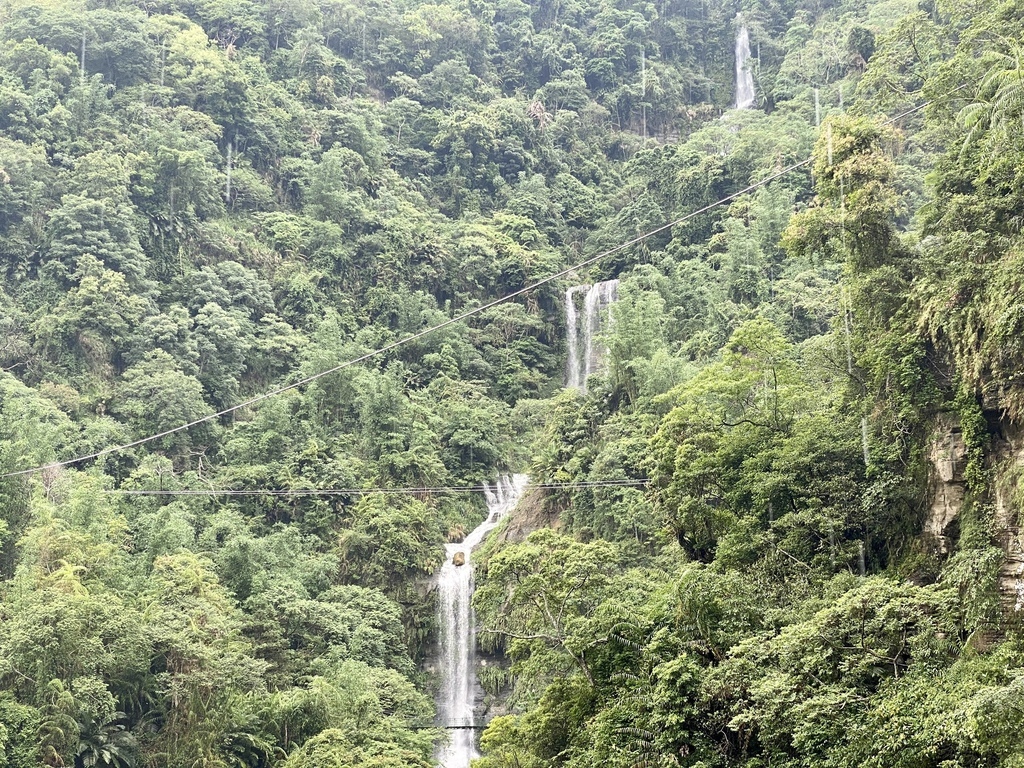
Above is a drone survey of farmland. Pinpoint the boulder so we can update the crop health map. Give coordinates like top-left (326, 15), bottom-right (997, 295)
top-left (453, 551), bottom-right (466, 567)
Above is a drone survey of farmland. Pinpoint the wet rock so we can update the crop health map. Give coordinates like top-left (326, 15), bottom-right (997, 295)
top-left (453, 551), bottom-right (466, 567)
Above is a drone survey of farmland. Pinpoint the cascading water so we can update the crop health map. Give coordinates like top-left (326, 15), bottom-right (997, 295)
top-left (565, 279), bottom-right (619, 392)
top-left (565, 285), bottom-right (589, 390)
top-left (435, 474), bottom-right (528, 768)
top-left (584, 280), bottom-right (619, 378)
top-left (734, 15), bottom-right (756, 110)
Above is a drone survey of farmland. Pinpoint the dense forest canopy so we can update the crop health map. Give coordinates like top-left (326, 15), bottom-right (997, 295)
top-left (2, 0), bottom-right (1024, 765)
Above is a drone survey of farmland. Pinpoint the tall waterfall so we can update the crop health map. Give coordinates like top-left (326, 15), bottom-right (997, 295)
top-left (435, 474), bottom-right (528, 768)
top-left (565, 280), bottom-right (619, 392)
top-left (734, 16), bottom-right (755, 109)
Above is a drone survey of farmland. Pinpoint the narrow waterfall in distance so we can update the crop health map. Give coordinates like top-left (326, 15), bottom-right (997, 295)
top-left (434, 474), bottom-right (528, 768)
top-left (565, 280), bottom-right (619, 392)
top-left (565, 285), bottom-right (589, 390)
top-left (734, 15), bottom-right (755, 109)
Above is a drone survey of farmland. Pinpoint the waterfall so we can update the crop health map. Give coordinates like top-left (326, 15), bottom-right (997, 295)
top-left (565, 285), bottom-right (588, 390)
top-left (565, 279), bottom-right (619, 392)
top-left (435, 474), bottom-right (528, 768)
top-left (734, 16), bottom-right (755, 110)
top-left (584, 280), bottom-right (619, 379)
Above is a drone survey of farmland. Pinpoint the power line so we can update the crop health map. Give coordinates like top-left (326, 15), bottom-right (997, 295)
top-left (6, 163), bottom-right (797, 477)
top-left (102, 479), bottom-right (651, 497)
top-left (1, 93), bottom-right (957, 480)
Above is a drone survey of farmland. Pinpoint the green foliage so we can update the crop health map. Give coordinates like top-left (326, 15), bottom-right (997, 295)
top-left (471, 6), bottom-right (1024, 768)
top-left (1, 0), bottom-right (1024, 765)
top-left (339, 494), bottom-right (444, 594)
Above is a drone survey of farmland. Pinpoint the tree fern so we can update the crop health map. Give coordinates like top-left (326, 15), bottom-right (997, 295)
top-left (959, 45), bottom-right (1024, 154)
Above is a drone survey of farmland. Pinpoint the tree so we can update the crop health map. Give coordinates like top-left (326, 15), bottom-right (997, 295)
top-left (474, 528), bottom-right (618, 689)
top-left (338, 495), bottom-right (443, 595)
top-left (649, 318), bottom-right (805, 559)
top-left (275, 661), bottom-right (433, 765)
top-left (142, 552), bottom-right (269, 766)
top-left (113, 350), bottom-right (214, 461)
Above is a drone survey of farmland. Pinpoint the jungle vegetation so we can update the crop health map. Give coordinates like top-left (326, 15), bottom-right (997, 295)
top-left (1, 0), bottom-right (1024, 765)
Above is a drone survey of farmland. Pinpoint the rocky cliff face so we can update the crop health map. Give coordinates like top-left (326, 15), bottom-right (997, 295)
top-left (926, 412), bottom-right (967, 555)
top-left (492, 487), bottom-right (559, 546)
top-left (990, 421), bottom-right (1024, 612)
top-left (928, 410), bottom-right (1024, 612)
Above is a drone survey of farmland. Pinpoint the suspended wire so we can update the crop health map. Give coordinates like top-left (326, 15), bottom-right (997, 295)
top-left (1, 92), bottom-right (960, 480)
top-left (101, 479), bottom-right (650, 497)
top-left (5, 169), bottom-right (801, 477)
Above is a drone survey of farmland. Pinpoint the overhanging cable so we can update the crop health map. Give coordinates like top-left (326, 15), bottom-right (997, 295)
top-left (101, 479), bottom-right (650, 497)
top-left (3, 164), bottom-right (805, 478)
top-left (1, 93), bottom-right (958, 479)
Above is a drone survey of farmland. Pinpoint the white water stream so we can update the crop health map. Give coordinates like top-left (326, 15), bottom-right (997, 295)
top-left (435, 474), bottom-right (528, 768)
top-left (735, 16), bottom-right (755, 110)
top-left (565, 279), bottom-right (619, 392)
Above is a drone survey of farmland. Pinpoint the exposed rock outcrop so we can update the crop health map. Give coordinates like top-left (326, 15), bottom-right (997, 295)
top-left (927, 411), bottom-right (1024, 611)
top-left (493, 486), bottom-right (559, 546)
top-left (990, 421), bottom-right (1024, 612)
top-left (925, 412), bottom-right (967, 555)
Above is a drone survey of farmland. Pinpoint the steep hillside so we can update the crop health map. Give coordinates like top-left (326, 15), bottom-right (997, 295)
top-left (1, 0), bottom-right (1023, 765)
top-left (470, 2), bottom-right (1024, 767)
